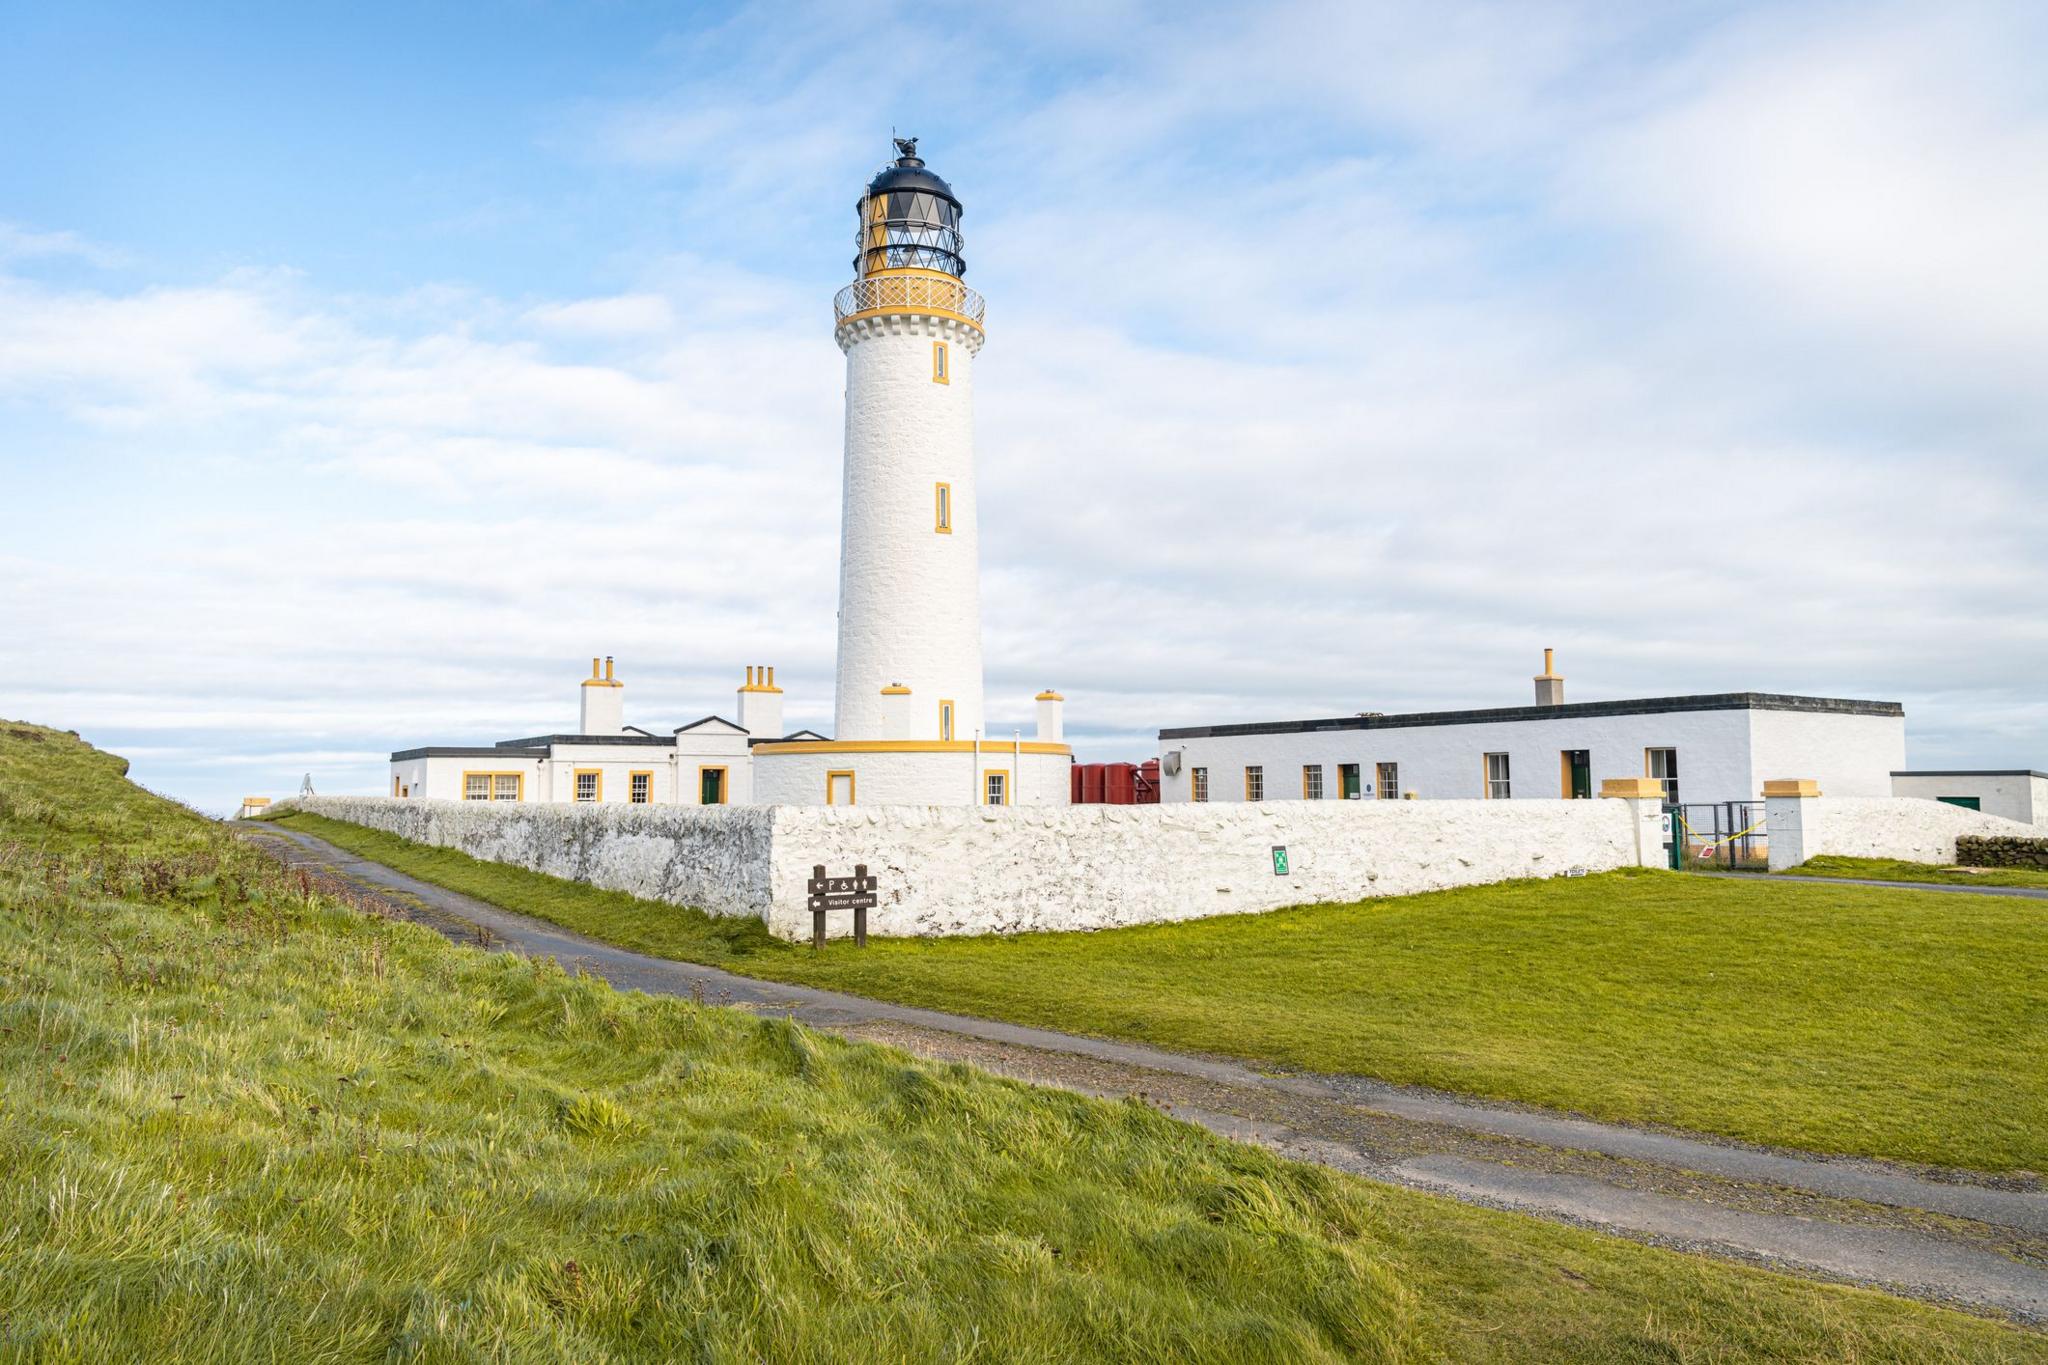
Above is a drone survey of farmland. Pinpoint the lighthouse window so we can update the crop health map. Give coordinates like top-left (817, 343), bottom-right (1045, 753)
top-left (935, 482), bottom-right (952, 533)
top-left (939, 699), bottom-right (955, 741)
top-left (932, 340), bottom-right (948, 383)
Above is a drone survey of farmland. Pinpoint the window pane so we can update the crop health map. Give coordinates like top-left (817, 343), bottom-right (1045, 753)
top-left (494, 774), bottom-right (519, 801)
top-left (464, 775), bottom-right (489, 800)
top-left (1245, 766), bottom-right (1264, 801)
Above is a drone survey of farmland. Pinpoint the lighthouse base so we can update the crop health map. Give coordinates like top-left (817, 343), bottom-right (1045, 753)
top-left (753, 741), bottom-right (1071, 807)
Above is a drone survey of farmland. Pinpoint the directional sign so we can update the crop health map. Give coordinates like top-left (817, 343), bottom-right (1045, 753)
top-left (808, 864), bottom-right (878, 948)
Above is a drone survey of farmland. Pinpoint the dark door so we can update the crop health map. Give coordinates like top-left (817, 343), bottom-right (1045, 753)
top-left (1339, 763), bottom-right (1361, 799)
top-left (1562, 750), bottom-right (1591, 799)
top-left (701, 768), bottom-right (726, 805)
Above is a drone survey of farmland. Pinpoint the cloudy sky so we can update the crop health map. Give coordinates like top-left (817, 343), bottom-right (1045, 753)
top-left (3, 1), bottom-right (2044, 814)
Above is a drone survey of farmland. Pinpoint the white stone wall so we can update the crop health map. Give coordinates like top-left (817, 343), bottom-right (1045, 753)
top-left (1790, 796), bottom-right (2039, 864)
top-left (833, 312), bottom-right (986, 743)
top-left (285, 792), bottom-right (1652, 941)
top-left (1889, 773), bottom-right (2045, 826)
top-left (283, 796), bottom-right (776, 920)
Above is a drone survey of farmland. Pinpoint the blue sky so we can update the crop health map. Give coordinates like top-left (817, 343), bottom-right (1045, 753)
top-left (3, 0), bottom-right (2045, 813)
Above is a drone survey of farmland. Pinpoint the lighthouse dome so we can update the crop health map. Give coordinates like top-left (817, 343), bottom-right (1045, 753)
top-left (855, 137), bottom-right (965, 279)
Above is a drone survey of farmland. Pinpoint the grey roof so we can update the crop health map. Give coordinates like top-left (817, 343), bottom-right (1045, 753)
top-left (494, 733), bottom-right (677, 749)
top-left (674, 715), bottom-right (746, 735)
top-left (1159, 692), bottom-right (1903, 742)
top-left (391, 746), bottom-right (543, 762)
top-left (749, 729), bottom-right (830, 747)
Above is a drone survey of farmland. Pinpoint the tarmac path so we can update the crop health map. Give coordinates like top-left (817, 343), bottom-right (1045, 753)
top-left (237, 820), bottom-right (2048, 1327)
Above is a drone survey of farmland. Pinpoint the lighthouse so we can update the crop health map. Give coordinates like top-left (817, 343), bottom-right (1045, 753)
top-left (832, 137), bottom-right (987, 744)
top-left (750, 138), bottom-right (1070, 806)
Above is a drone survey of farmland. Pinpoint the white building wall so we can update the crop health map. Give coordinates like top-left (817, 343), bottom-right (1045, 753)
top-left (754, 746), bottom-right (1069, 807)
top-left (833, 313), bottom-right (986, 743)
top-left (1747, 710), bottom-right (1904, 798)
top-left (1889, 773), bottom-right (2044, 826)
top-left (1161, 709), bottom-right (1758, 806)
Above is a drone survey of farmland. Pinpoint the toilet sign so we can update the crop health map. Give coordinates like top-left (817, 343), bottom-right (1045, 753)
top-left (1271, 845), bottom-right (1290, 876)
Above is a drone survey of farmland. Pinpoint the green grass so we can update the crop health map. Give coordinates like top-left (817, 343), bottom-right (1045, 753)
top-left (1784, 854), bottom-right (2048, 891)
top-left (8, 731), bottom-right (2048, 1358)
top-left (275, 809), bottom-right (2048, 1174)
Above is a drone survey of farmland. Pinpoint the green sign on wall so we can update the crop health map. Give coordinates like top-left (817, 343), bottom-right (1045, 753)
top-left (1271, 846), bottom-right (1290, 876)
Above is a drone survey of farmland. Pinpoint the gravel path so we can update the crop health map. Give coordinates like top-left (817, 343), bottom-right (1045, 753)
top-left (238, 821), bottom-right (2048, 1326)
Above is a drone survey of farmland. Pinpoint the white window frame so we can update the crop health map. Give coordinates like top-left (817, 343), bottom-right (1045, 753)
top-left (1646, 748), bottom-right (1679, 805)
top-left (1484, 753), bottom-right (1511, 800)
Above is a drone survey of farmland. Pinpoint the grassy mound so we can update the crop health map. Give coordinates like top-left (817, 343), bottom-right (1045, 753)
top-left (5, 723), bottom-right (2043, 1360)
top-left (276, 808), bottom-right (2048, 1173)
top-left (1784, 854), bottom-right (2048, 891)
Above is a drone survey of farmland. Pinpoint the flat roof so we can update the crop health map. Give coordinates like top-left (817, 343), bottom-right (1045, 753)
top-left (494, 733), bottom-right (678, 749)
top-left (391, 746), bottom-right (544, 761)
top-left (1893, 769), bottom-right (2047, 780)
top-left (1159, 692), bottom-right (1902, 741)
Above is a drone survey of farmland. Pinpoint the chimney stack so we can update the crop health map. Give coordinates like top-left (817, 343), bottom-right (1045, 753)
top-left (579, 654), bottom-right (626, 734)
top-left (737, 665), bottom-right (784, 741)
top-left (1035, 689), bottom-right (1065, 743)
top-left (1533, 648), bottom-right (1564, 706)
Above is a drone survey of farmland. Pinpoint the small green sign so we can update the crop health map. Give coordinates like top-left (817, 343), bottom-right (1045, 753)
top-left (1271, 846), bottom-right (1290, 876)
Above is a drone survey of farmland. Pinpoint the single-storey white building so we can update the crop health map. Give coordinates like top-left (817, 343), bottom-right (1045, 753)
top-left (389, 658), bottom-right (827, 807)
top-left (1890, 770), bottom-right (2047, 826)
top-left (1157, 652), bottom-right (1905, 809)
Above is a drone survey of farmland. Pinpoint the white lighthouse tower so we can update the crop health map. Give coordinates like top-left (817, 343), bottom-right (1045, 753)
top-left (751, 138), bottom-right (1070, 806)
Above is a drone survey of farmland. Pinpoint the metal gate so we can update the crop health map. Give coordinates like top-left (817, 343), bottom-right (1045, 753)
top-left (1670, 801), bottom-right (1768, 870)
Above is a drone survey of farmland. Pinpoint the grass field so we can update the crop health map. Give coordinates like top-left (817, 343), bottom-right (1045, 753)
top-left (273, 809), bottom-right (2048, 1174)
top-left (1784, 854), bottom-right (2048, 891)
top-left (8, 729), bottom-right (2048, 1359)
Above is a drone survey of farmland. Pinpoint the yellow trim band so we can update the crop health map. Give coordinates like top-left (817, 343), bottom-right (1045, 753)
top-left (754, 740), bottom-right (1072, 756)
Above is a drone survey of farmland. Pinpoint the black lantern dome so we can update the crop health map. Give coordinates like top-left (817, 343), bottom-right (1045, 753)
top-left (855, 137), bottom-right (965, 280)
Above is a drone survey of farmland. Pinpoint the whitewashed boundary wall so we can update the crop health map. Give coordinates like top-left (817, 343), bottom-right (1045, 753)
top-left (1766, 795), bottom-right (2038, 870)
top-left (282, 797), bottom-right (776, 921)
top-left (276, 796), bottom-right (1658, 940)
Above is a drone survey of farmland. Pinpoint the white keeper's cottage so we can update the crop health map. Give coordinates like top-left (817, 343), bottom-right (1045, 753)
top-left (1158, 651), bottom-right (1907, 809)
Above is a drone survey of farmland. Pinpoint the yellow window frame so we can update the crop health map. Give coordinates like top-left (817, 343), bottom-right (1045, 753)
top-left (462, 770), bottom-right (526, 802)
top-left (934, 481), bottom-right (952, 533)
top-left (932, 339), bottom-right (949, 384)
top-left (983, 768), bottom-right (1010, 806)
top-left (939, 698), bottom-right (955, 741)
top-left (826, 769), bottom-right (856, 805)
top-left (573, 768), bottom-right (603, 803)
top-left (629, 770), bottom-right (653, 804)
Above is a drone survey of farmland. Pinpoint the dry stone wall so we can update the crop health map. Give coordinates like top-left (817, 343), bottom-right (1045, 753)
top-left (277, 795), bottom-right (1649, 941)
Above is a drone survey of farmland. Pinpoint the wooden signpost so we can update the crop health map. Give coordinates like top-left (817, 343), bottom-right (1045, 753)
top-left (807, 863), bottom-right (878, 950)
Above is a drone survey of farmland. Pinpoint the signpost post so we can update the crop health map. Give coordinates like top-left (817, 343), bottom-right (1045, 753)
top-left (807, 863), bottom-right (878, 950)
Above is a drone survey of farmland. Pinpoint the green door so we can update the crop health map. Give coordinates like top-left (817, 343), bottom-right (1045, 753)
top-left (1939, 795), bottom-right (1981, 811)
top-left (1566, 750), bottom-right (1592, 799)
top-left (1339, 764), bottom-right (1361, 799)
top-left (700, 768), bottom-right (726, 805)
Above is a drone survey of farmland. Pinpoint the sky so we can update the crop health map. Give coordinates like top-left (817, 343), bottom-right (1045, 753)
top-left (2, 0), bottom-right (2044, 815)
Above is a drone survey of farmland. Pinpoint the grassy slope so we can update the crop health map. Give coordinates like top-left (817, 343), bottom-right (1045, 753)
top-left (0, 734), bottom-right (2037, 1359)
top-left (1785, 854), bottom-right (2048, 891)
top-left (275, 810), bottom-right (2048, 1174)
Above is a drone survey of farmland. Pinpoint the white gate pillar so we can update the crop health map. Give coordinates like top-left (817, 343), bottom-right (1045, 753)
top-left (1764, 779), bottom-right (1822, 871)
top-left (1600, 777), bottom-right (1668, 867)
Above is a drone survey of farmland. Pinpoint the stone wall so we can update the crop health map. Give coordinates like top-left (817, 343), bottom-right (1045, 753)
top-left (277, 794), bottom-right (1657, 941)
top-left (1956, 834), bottom-right (2048, 870)
top-left (282, 797), bottom-right (776, 921)
top-left (1785, 797), bottom-right (2038, 866)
